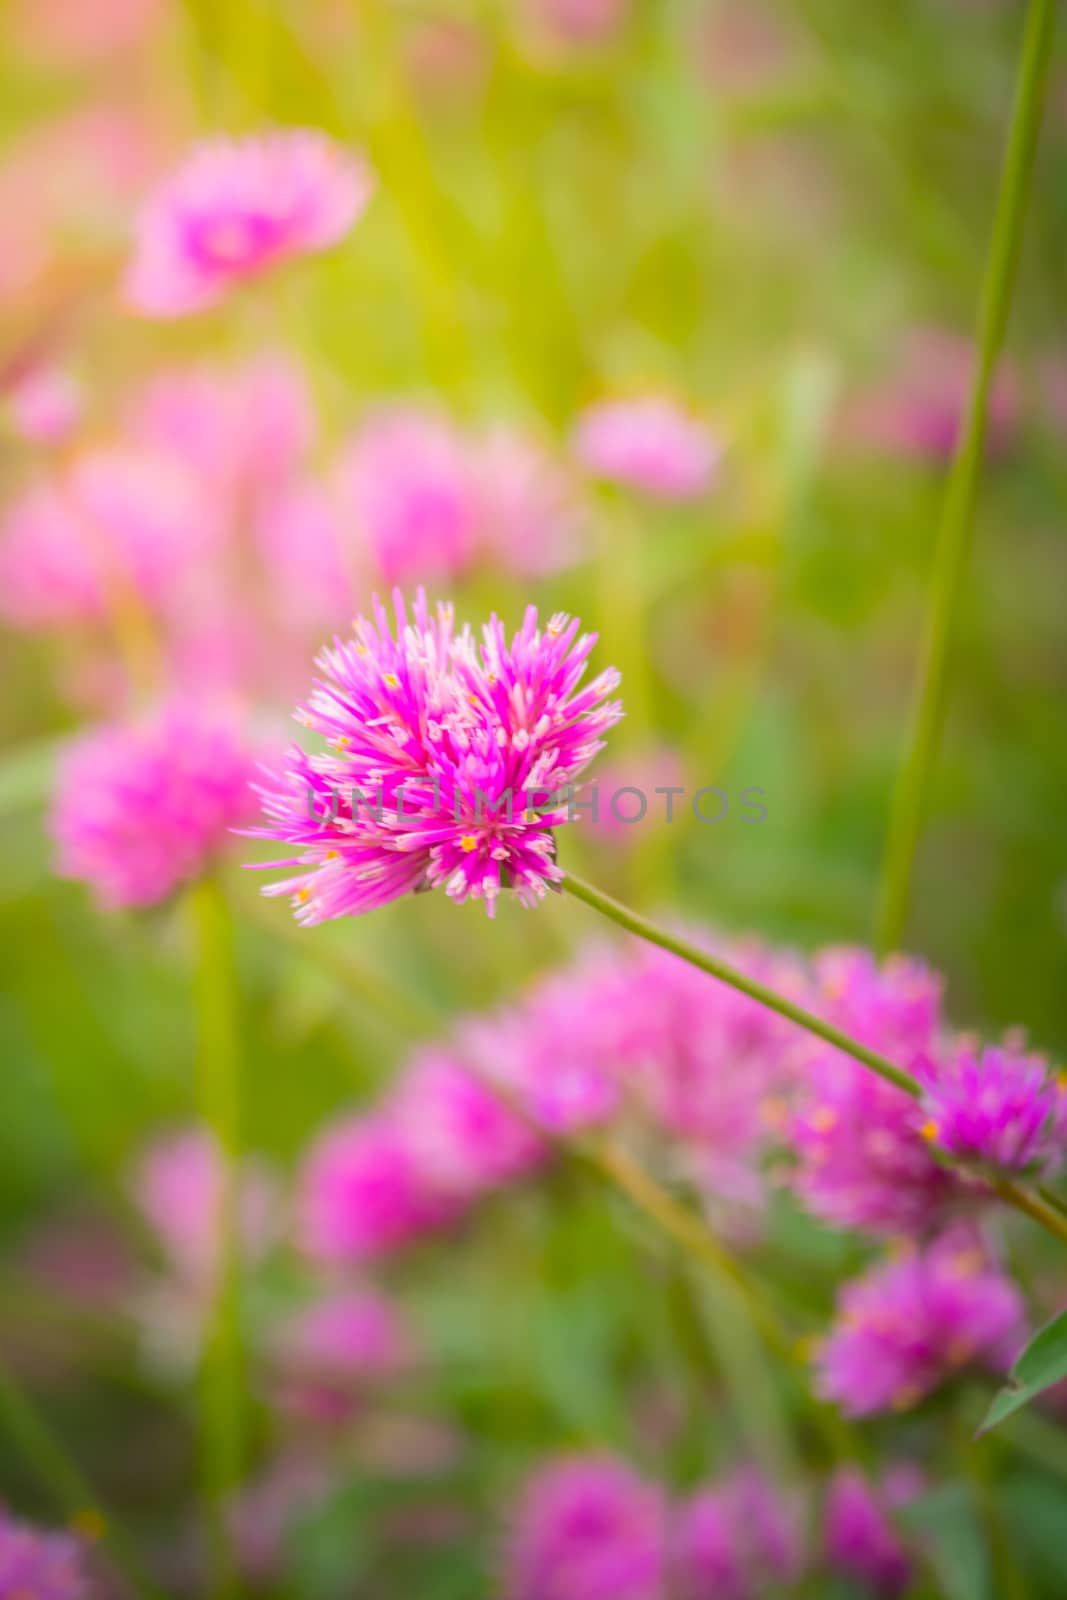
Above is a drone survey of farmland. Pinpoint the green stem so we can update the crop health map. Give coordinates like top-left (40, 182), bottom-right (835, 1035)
top-left (562, 870), bottom-right (921, 1096)
top-left (189, 877), bottom-right (244, 1600)
top-left (876, 0), bottom-right (1056, 955)
top-left (0, 1354), bottom-right (159, 1598)
top-left (561, 869), bottom-right (1067, 1255)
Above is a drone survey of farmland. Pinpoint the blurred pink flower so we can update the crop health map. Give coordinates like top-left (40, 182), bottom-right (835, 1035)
top-left (12, 0), bottom-right (164, 69)
top-left (0, 1510), bottom-right (89, 1600)
top-left (844, 328), bottom-right (1020, 462)
top-left (52, 701), bottom-right (259, 910)
top-left (131, 1127), bottom-right (278, 1289)
top-left (0, 447), bottom-right (212, 630)
top-left (252, 590), bottom-right (622, 921)
top-left (671, 1468), bottom-right (804, 1600)
top-left (574, 396), bottom-right (722, 501)
top-left (919, 1040), bottom-right (1067, 1179)
top-left (505, 1454), bottom-right (668, 1600)
top-left (475, 425), bottom-right (587, 575)
top-left (815, 1229), bottom-right (1026, 1416)
top-left (254, 479), bottom-right (355, 631)
top-left (4, 364), bottom-right (82, 443)
top-left (125, 130), bottom-right (374, 317)
top-left (271, 1289), bottom-right (419, 1422)
top-left (297, 1113), bottom-right (464, 1264)
top-left (523, 0), bottom-right (629, 49)
top-left (582, 747), bottom-right (685, 845)
top-left (337, 409), bottom-right (479, 584)
top-left (227, 1456), bottom-right (330, 1585)
top-left (825, 1469), bottom-right (913, 1599)
top-left (388, 1049), bottom-right (545, 1197)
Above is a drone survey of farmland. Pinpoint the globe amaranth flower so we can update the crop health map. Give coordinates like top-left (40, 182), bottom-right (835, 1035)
top-left (504, 1454), bottom-right (669, 1600)
top-left (573, 395), bottom-right (721, 501)
top-left (814, 1229), bottom-right (1026, 1417)
top-left (252, 589), bottom-right (623, 920)
top-left (125, 129), bottom-right (373, 316)
top-left (918, 1040), bottom-right (1067, 1180)
top-left (474, 425), bottom-right (586, 576)
top-left (825, 1469), bottom-right (914, 1600)
top-left (270, 1289), bottom-right (419, 1423)
top-left (0, 1510), bottom-right (89, 1599)
top-left (671, 1468), bottom-right (803, 1600)
top-left (297, 1113), bottom-right (464, 1264)
top-left (788, 949), bottom-right (961, 1237)
top-left (52, 701), bottom-right (260, 910)
top-left (337, 408), bottom-right (479, 585)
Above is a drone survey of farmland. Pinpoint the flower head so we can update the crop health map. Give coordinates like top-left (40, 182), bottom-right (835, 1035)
top-left (5, 363), bottom-right (82, 444)
top-left (815, 1230), bottom-right (1026, 1417)
top-left (271, 1289), bottom-right (418, 1422)
top-left (845, 328), bottom-right (1019, 462)
top-left (788, 950), bottom-right (959, 1236)
top-left (825, 1469), bottom-right (913, 1600)
top-left (296, 1113), bottom-right (463, 1264)
top-left (125, 130), bottom-right (373, 317)
top-left (919, 1041), bottom-right (1067, 1179)
top-left (671, 1469), bottom-right (803, 1600)
top-left (0, 1510), bottom-right (89, 1600)
top-left (504, 1454), bottom-right (668, 1600)
top-left (252, 589), bottom-right (622, 920)
top-left (573, 396), bottom-right (721, 501)
top-left (475, 425), bottom-right (586, 576)
top-left (388, 1049), bottom-right (545, 1197)
top-left (338, 409), bottom-right (479, 584)
top-left (52, 701), bottom-right (259, 910)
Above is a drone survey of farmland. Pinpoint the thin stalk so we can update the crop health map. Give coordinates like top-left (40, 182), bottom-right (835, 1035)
top-left (562, 871), bottom-right (921, 1096)
top-left (0, 1354), bottom-right (159, 1598)
top-left (188, 877), bottom-right (244, 1600)
top-left (876, 0), bottom-right (1056, 955)
top-left (561, 869), bottom-right (1067, 1255)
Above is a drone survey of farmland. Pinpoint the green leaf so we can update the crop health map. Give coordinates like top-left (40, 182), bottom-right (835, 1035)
top-left (977, 1310), bottom-right (1067, 1435)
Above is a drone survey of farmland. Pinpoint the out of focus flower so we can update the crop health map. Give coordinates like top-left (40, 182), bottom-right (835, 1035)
top-left (52, 702), bottom-right (259, 910)
top-left (338, 409), bottom-right (478, 585)
top-left (253, 589), bottom-right (622, 920)
top-left (694, 1), bottom-right (801, 95)
top-left (389, 1050), bottom-right (545, 1197)
top-left (919, 1042), bottom-right (1067, 1179)
top-left (522, 0), bottom-right (629, 50)
top-left (404, 16), bottom-right (490, 103)
top-left (0, 448), bottom-right (210, 631)
top-left (788, 949), bottom-right (960, 1237)
top-left (815, 1230), bottom-right (1026, 1416)
top-left (131, 1127), bottom-right (278, 1289)
top-left (4, 364), bottom-right (82, 443)
top-left (825, 1469), bottom-right (913, 1599)
top-left (12, 0), bottom-right (164, 69)
top-left (125, 130), bottom-right (373, 317)
top-left (227, 1456), bottom-right (330, 1586)
top-left (254, 480), bottom-right (355, 631)
top-left (271, 1289), bottom-right (419, 1423)
top-left (844, 328), bottom-right (1020, 462)
top-left (573, 396), bottom-right (721, 501)
top-left (671, 1468), bottom-right (803, 1600)
top-left (475, 426), bottom-right (586, 576)
top-left (297, 1113), bottom-right (463, 1264)
top-left (504, 1454), bottom-right (668, 1600)
top-left (582, 747), bottom-right (685, 846)
top-left (0, 1510), bottom-right (88, 1599)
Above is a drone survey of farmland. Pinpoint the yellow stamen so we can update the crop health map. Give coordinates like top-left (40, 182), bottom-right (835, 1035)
top-left (296, 888), bottom-right (311, 903)
top-left (810, 1106), bottom-right (837, 1134)
top-left (921, 1119), bottom-right (940, 1142)
top-left (460, 835), bottom-right (478, 853)
top-left (383, 672), bottom-right (400, 689)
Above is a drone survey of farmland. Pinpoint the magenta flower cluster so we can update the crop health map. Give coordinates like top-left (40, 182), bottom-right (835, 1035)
top-left (0, 1510), bottom-right (89, 1600)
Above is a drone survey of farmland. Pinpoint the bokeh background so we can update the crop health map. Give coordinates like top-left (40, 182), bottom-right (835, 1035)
top-left (1, 1), bottom-right (1066, 1596)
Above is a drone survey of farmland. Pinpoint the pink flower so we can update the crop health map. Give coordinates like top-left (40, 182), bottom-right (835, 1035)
top-left (523, 0), bottom-right (629, 49)
top-left (52, 701), bottom-right (259, 910)
top-left (388, 1049), bottom-right (545, 1197)
top-left (337, 409), bottom-right (479, 584)
top-left (12, 0), bottom-right (163, 69)
top-left (4, 364), bottom-right (82, 444)
top-left (844, 328), bottom-right (1020, 462)
top-left (671, 1469), bottom-right (803, 1600)
top-left (504, 1454), bottom-right (668, 1600)
top-left (919, 1041), bottom-right (1067, 1179)
top-left (815, 1230), bottom-right (1026, 1416)
top-left (581, 747), bottom-right (685, 846)
top-left (271, 1289), bottom-right (419, 1422)
top-left (227, 1457), bottom-right (330, 1585)
top-left (125, 130), bottom-right (374, 317)
top-left (0, 1510), bottom-right (88, 1600)
top-left (788, 949), bottom-right (960, 1236)
top-left (573, 397), bottom-right (721, 501)
top-left (254, 480), bottom-right (355, 632)
top-left (825, 1469), bottom-right (913, 1599)
top-left (0, 448), bottom-right (210, 630)
top-left (475, 426), bottom-right (586, 576)
top-left (131, 1127), bottom-right (277, 1289)
top-left (297, 1113), bottom-right (463, 1264)
top-left (252, 589), bottom-right (622, 921)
